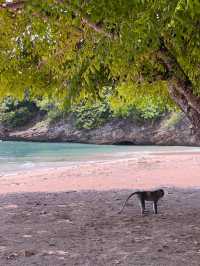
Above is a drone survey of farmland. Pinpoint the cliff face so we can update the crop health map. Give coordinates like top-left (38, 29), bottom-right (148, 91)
top-left (0, 112), bottom-right (199, 146)
top-left (0, 125), bottom-right (7, 139)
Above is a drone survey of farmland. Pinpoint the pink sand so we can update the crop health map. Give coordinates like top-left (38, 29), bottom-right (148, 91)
top-left (0, 152), bottom-right (200, 194)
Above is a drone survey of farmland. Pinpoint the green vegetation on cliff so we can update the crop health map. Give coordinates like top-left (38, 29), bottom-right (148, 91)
top-left (0, 97), bottom-right (39, 129)
top-left (0, 95), bottom-right (169, 130)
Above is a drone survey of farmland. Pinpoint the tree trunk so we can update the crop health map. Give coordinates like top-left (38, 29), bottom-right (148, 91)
top-left (168, 81), bottom-right (200, 133)
top-left (157, 45), bottom-right (200, 137)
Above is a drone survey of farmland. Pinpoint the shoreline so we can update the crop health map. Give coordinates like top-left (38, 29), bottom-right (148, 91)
top-left (0, 152), bottom-right (200, 194)
top-left (1, 147), bottom-right (200, 175)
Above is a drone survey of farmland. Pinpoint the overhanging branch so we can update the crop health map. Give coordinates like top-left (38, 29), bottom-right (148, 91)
top-left (0, 1), bottom-right (115, 39)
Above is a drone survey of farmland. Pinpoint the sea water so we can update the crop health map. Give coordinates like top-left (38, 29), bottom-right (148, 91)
top-left (0, 141), bottom-right (200, 175)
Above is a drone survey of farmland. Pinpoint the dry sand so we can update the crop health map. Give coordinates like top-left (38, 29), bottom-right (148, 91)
top-left (0, 152), bottom-right (200, 265)
top-left (1, 152), bottom-right (200, 193)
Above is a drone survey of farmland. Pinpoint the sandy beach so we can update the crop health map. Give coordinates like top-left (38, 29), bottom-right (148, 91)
top-left (1, 152), bottom-right (200, 265)
top-left (0, 152), bottom-right (200, 194)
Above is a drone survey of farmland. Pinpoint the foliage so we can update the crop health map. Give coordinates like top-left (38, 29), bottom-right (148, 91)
top-left (0, 97), bottom-right (19, 112)
top-left (109, 81), bottom-right (173, 119)
top-left (0, 94), bottom-right (169, 129)
top-left (0, 97), bottom-right (38, 112)
top-left (0, 97), bottom-right (39, 128)
top-left (0, 107), bottom-right (34, 128)
top-left (112, 103), bottom-right (165, 121)
top-left (72, 86), bottom-right (166, 129)
top-left (113, 104), bottom-right (164, 121)
top-left (47, 108), bottom-right (66, 123)
top-left (1, 0), bottom-right (200, 126)
top-left (35, 97), bottom-right (68, 123)
top-left (72, 101), bottom-right (112, 129)
top-left (0, 2), bottom-right (199, 98)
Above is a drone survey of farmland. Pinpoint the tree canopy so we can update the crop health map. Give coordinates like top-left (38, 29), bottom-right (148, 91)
top-left (1, 0), bottom-right (200, 129)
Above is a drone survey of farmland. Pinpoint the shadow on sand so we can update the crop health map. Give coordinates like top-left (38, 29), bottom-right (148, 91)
top-left (0, 188), bottom-right (200, 266)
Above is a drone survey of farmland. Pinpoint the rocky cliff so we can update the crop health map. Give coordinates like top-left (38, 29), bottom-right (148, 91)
top-left (0, 112), bottom-right (199, 146)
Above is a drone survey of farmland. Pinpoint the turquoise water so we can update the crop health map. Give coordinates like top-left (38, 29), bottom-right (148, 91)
top-left (0, 141), bottom-right (200, 174)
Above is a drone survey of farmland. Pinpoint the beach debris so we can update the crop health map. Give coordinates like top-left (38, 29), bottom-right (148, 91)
top-left (6, 252), bottom-right (19, 260)
top-left (22, 234), bottom-right (32, 238)
top-left (65, 191), bottom-right (77, 194)
top-left (56, 250), bottom-right (69, 255)
top-left (1, 204), bottom-right (18, 209)
top-left (23, 250), bottom-right (36, 257)
top-left (37, 230), bottom-right (48, 235)
top-left (6, 249), bottom-right (36, 260)
top-left (41, 249), bottom-right (69, 257)
top-left (42, 250), bottom-right (54, 256)
top-left (57, 204), bottom-right (68, 208)
top-left (40, 210), bottom-right (47, 215)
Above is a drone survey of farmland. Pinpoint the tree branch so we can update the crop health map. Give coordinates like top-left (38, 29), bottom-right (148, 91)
top-left (81, 17), bottom-right (114, 39)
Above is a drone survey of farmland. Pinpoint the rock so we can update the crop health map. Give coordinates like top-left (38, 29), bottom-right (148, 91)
top-left (162, 245), bottom-right (169, 249)
top-left (0, 124), bottom-right (8, 139)
top-left (23, 250), bottom-right (36, 257)
top-left (5, 112), bottom-right (200, 146)
top-left (49, 243), bottom-right (56, 247)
